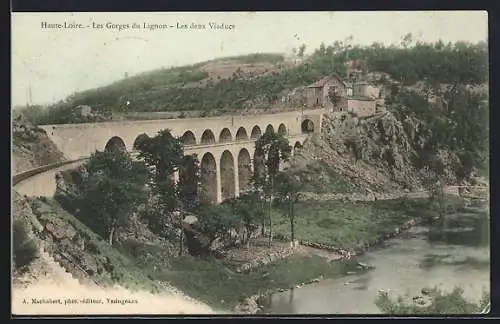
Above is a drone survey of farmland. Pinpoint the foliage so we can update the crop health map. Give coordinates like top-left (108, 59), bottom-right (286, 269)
top-left (253, 130), bottom-right (292, 187)
top-left (29, 197), bottom-right (164, 293)
top-left (135, 129), bottom-right (192, 255)
top-left (392, 84), bottom-right (488, 181)
top-left (24, 41), bottom-right (486, 126)
top-left (253, 130), bottom-right (292, 246)
top-left (132, 133), bottom-right (150, 151)
top-left (136, 129), bottom-right (184, 217)
top-left (195, 203), bottom-right (240, 246)
top-left (150, 254), bottom-right (359, 310)
top-left (271, 198), bottom-right (462, 249)
top-left (177, 154), bottom-right (201, 212)
top-left (12, 220), bottom-right (39, 270)
top-left (73, 150), bottom-right (149, 245)
top-left (221, 192), bottom-right (265, 246)
top-left (291, 160), bottom-right (358, 194)
top-left (274, 171), bottom-right (303, 243)
top-left (375, 286), bottom-right (490, 315)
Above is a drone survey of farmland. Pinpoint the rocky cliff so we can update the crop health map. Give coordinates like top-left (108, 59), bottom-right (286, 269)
top-left (12, 116), bottom-right (66, 174)
top-left (290, 111), bottom-right (463, 195)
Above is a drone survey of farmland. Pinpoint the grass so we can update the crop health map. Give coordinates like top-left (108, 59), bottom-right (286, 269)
top-left (148, 254), bottom-right (361, 310)
top-left (27, 196), bottom-right (364, 312)
top-left (293, 160), bottom-right (359, 194)
top-left (271, 197), bottom-right (464, 249)
top-left (29, 197), bottom-right (164, 293)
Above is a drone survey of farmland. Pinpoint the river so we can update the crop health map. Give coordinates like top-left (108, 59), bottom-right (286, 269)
top-left (260, 200), bottom-right (490, 314)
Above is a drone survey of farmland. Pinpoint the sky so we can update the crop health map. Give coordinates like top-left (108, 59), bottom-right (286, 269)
top-left (11, 11), bottom-right (488, 107)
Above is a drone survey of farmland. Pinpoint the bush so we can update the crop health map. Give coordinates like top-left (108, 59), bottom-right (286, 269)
top-left (375, 286), bottom-right (490, 314)
top-left (13, 220), bottom-right (39, 270)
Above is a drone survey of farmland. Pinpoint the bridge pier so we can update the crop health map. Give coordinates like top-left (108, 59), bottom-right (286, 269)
top-left (234, 158), bottom-right (240, 198)
top-left (216, 160), bottom-right (222, 204)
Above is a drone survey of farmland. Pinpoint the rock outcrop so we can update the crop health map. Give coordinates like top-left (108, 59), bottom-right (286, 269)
top-left (12, 117), bottom-right (66, 174)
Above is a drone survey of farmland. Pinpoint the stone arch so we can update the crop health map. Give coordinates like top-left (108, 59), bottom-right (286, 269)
top-left (219, 128), bottom-right (232, 143)
top-left (238, 148), bottom-right (252, 193)
top-left (253, 147), bottom-right (266, 181)
top-left (105, 136), bottom-right (127, 152)
top-left (178, 154), bottom-right (199, 209)
top-left (236, 127), bottom-right (249, 141)
top-left (220, 150), bottom-right (235, 200)
top-left (180, 131), bottom-right (196, 145)
top-left (250, 126), bottom-right (262, 139)
top-left (278, 123), bottom-right (287, 136)
top-left (200, 152), bottom-right (217, 203)
top-left (265, 124), bottom-right (275, 134)
top-left (301, 119), bottom-right (315, 134)
top-left (133, 133), bottom-right (150, 150)
top-left (201, 129), bottom-right (216, 145)
top-left (294, 141), bottom-right (303, 154)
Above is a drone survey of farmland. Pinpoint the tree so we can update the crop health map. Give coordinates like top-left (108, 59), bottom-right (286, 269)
top-left (79, 150), bottom-right (149, 245)
top-left (177, 154), bottom-right (201, 255)
top-left (298, 44), bottom-right (307, 58)
top-left (253, 130), bottom-right (292, 247)
top-left (196, 204), bottom-right (240, 250)
top-left (275, 171), bottom-right (302, 245)
top-left (222, 192), bottom-right (264, 248)
top-left (136, 129), bottom-right (185, 249)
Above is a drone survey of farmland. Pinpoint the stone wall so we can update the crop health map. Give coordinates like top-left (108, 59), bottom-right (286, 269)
top-left (234, 245), bottom-right (296, 273)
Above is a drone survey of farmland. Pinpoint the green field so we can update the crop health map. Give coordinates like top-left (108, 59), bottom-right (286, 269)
top-left (271, 197), bottom-right (464, 249)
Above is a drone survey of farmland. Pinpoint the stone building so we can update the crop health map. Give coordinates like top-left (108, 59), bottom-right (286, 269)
top-left (352, 81), bottom-right (381, 99)
top-left (344, 81), bottom-right (381, 117)
top-left (347, 96), bottom-right (377, 117)
top-left (305, 74), bottom-right (348, 112)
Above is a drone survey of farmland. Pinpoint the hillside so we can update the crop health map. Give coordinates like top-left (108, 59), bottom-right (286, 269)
top-left (12, 39), bottom-right (489, 314)
top-left (21, 53), bottom-right (300, 124)
top-left (19, 40), bottom-right (487, 126)
top-left (12, 115), bottom-right (66, 174)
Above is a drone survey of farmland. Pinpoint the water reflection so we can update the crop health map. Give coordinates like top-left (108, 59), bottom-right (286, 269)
top-left (261, 203), bottom-right (490, 314)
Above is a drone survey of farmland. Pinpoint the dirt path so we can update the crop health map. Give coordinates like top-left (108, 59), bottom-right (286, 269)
top-left (12, 247), bottom-right (217, 315)
top-left (299, 185), bottom-right (488, 203)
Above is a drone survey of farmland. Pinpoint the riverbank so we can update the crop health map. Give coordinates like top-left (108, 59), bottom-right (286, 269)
top-left (148, 253), bottom-right (363, 313)
top-left (260, 201), bottom-right (490, 314)
top-left (16, 194), bottom-right (467, 315)
top-left (155, 196), bottom-right (466, 313)
top-left (271, 196), bottom-right (464, 252)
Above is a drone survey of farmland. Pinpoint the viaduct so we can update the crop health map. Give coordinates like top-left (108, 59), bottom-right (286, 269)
top-left (38, 109), bottom-right (324, 204)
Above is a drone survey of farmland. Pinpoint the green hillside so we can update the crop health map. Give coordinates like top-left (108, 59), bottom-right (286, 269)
top-left (21, 40), bottom-right (487, 127)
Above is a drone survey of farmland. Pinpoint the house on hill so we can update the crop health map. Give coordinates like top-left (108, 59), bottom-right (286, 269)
top-left (352, 81), bottom-right (380, 99)
top-left (346, 81), bottom-right (381, 117)
top-left (305, 74), bottom-right (348, 112)
top-left (347, 96), bottom-right (377, 117)
top-left (303, 73), bottom-right (383, 117)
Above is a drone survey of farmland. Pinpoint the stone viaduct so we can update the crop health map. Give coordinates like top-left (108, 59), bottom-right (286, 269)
top-left (39, 109), bottom-right (324, 204)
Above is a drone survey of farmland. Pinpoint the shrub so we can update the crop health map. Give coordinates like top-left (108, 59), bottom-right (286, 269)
top-left (12, 220), bottom-right (39, 270)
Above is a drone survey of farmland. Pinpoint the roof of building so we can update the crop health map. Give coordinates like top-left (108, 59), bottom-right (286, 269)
top-left (307, 74), bottom-right (345, 88)
top-left (347, 95), bottom-right (376, 101)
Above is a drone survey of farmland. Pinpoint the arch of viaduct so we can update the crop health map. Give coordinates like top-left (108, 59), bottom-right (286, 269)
top-left (39, 109), bottom-right (324, 204)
